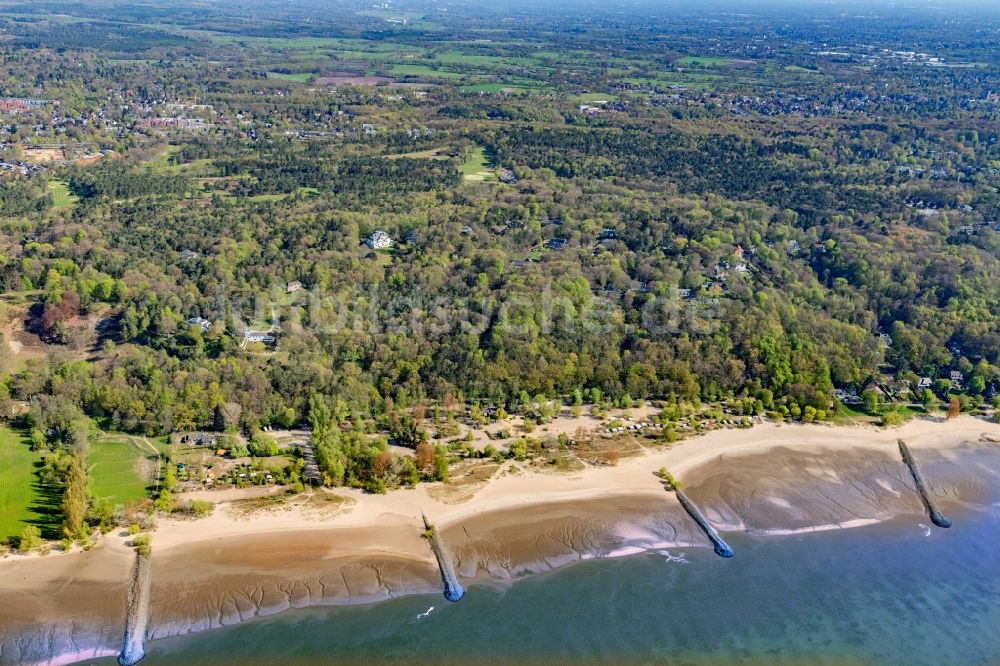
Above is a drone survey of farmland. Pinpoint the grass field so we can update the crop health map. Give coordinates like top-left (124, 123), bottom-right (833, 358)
top-left (48, 179), bottom-right (78, 208)
top-left (385, 148), bottom-right (448, 160)
top-left (459, 82), bottom-right (534, 94)
top-left (0, 427), bottom-right (41, 540)
top-left (677, 56), bottom-right (740, 67)
top-left (147, 146), bottom-right (215, 176)
top-left (571, 92), bottom-right (615, 104)
top-left (266, 71), bottom-right (312, 82)
top-left (390, 64), bottom-right (465, 80)
top-left (433, 50), bottom-right (541, 67)
top-left (89, 437), bottom-right (157, 507)
top-left (460, 146), bottom-right (495, 181)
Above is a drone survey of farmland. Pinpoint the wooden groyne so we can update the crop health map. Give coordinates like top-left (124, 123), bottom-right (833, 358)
top-left (898, 440), bottom-right (952, 528)
top-left (675, 490), bottom-right (735, 558)
top-left (118, 551), bottom-right (152, 666)
top-left (422, 514), bottom-right (465, 602)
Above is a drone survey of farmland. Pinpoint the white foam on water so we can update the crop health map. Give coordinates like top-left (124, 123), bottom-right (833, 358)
top-left (416, 606), bottom-right (435, 619)
top-left (659, 550), bottom-right (689, 564)
top-left (918, 523), bottom-right (932, 537)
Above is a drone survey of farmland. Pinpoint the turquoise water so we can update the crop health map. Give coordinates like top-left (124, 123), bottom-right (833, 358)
top-left (127, 506), bottom-right (1000, 665)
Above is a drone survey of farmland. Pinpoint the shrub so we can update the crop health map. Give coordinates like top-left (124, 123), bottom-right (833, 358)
top-left (154, 489), bottom-right (174, 513)
top-left (508, 439), bottom-right (528, 460)
top-left (18, 525), bottom-right (42, 553)
top-left (880, 410), bottom-right (904, 428)
top-left (658, 468), bottom-right (681, 490)
top-left (132, 534), bottom-right (152, 558)
top-left (429, 455), bottom-right (447, 482)
top-left (187, 500), bottom-right (214, 518)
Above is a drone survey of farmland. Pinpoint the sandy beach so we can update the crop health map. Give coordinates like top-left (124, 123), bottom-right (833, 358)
top-left (3, 415), bottom-right (1000, 666)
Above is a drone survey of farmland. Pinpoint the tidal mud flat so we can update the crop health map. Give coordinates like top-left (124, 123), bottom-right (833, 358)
top-left (3, 419), bottom-right (1000, 666)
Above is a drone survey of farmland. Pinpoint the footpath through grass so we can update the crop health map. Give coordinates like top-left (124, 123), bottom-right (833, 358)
top-left (89, 437), bottom-right (158, 506)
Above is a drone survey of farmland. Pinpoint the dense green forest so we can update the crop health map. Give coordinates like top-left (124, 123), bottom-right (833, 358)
top-left (0, 0), bottom-right (998, 544)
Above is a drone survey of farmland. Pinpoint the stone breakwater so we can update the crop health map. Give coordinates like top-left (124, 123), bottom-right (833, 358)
top-left (423, 514), bottom-right (465, 602)
top-left (674, 490), bottom-right (734, 558)
top-left (118, 552), bottom-right (152, 666)
top-left (898, 440), bottom-right (952, 529)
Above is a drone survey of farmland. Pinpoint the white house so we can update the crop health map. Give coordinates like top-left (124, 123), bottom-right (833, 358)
top-left (365, 230), bottom-right (393, 250)
top-left (187, 317), bottom-right (211, 333)
top-left (243, 330), bottom-right (276, 345)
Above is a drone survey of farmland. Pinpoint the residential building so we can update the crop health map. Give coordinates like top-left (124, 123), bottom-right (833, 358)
top-left (365, 230), bottom-right (393, 249)
top-left (187, 317), bottom-right (211, 332)
top-left (243, 330), bottom-right (276, 344)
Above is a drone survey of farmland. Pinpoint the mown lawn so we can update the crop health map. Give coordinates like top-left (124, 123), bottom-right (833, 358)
top-left (89, 438), bottom-right (156, 506)
top-left (266, 71), bottom-right (312, 82)
top-left (676, 56), bottom-right (739, 66)
top-left (0, 427), bottom-right (39, 540)
top-left (460, 145), bottom-right (495, 181)
top-left (459, 82), bottom-right (534, 94)
top-left (48, 179), bottom-right (78, 208)
top-left (390, 64), bottom-right (464, 80)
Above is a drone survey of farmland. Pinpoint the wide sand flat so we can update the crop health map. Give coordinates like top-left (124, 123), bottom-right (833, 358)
top-left (3, 416), bottom-right (999, 665)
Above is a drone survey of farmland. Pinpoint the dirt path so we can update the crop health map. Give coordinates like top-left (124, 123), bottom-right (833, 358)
top-left (125, 435), bottom-right (162, 493)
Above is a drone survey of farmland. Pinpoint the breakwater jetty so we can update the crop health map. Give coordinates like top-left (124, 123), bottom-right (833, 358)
top-left (422, 514), bottom-right (465, 602)
top-left (659, 469), bottom-right (733, 558)
top-left (118, 551), bottom-right (152, 666)
top-left (675, 490), bottom-right (735, 558)
top-left (898, 440), bottom-right (952, 528)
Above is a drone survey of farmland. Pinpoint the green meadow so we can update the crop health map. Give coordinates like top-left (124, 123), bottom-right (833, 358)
top-left (390, 64), bottom-right (465, 80)
top-left (89, 437), bottom-right (159, 506)
top-left (676, 56), bottom-right (741, 66)
top-left (267, 71), bottom-right (313, 82)
top-left (48, 179), bottom-right (78, 208)
top-left (460, 146), bottom-right (495, 181)
top-left (0, 427), bottom-right (41, 540)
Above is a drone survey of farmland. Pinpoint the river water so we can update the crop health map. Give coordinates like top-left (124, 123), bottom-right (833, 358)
top-left (115, 502), bottom-right (1000, 665)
